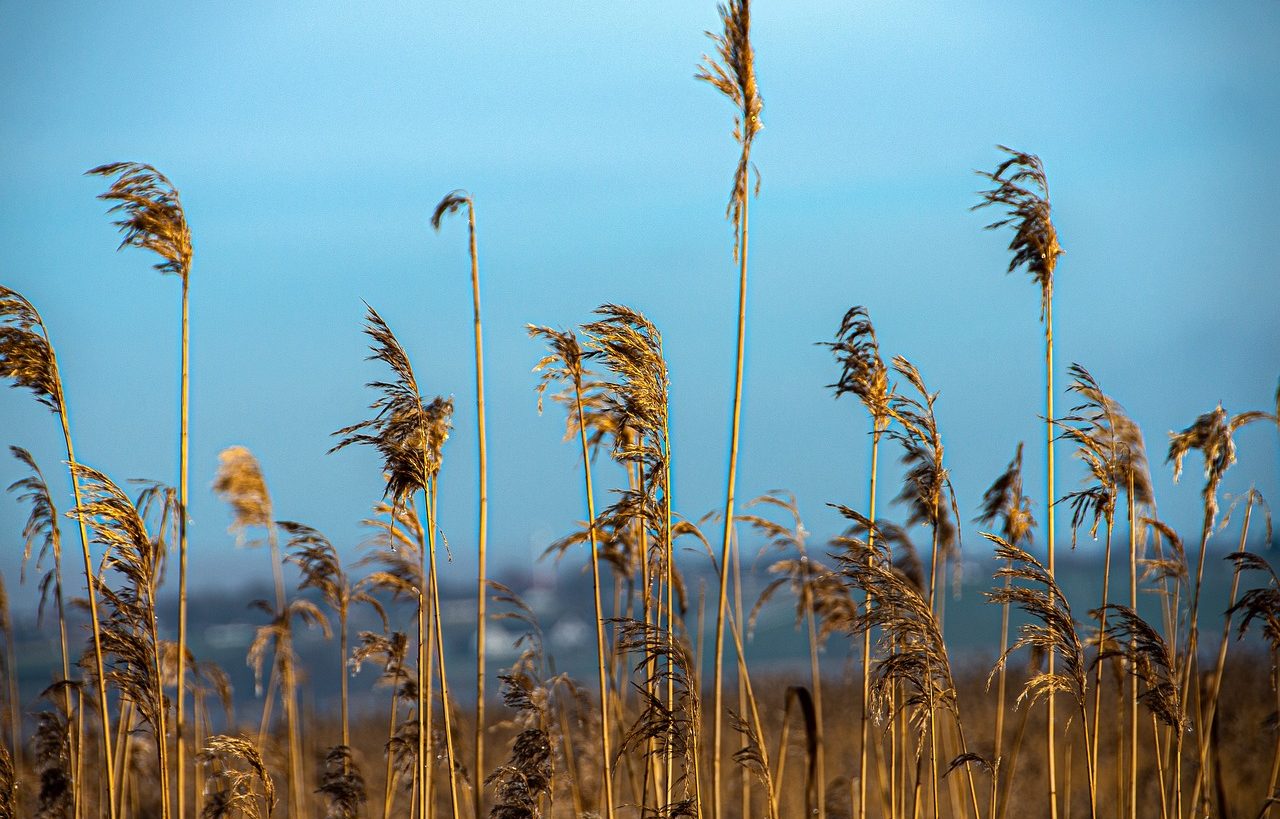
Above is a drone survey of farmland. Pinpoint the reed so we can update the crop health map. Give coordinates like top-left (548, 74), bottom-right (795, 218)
top-left (530, 324), bottom-right (617, 819)
top-left (581, 305), bottom-right (682, 811)
top-left (432, 190), bottom-right (490, 819)
top-left (213, 446), bottom-right (309, 819)
top-left (88, 162), bottom-right (194, 819)
top-left (68, 463), bottom-right (173, 819)
top-left (697, 2), bottom-right (763, 810)
top-left (1225, 549), bottom-right (1280, 817)
top-left (833, 527), bottom-right (983, 819)
top-left (975, 146), bottom-right (1063, 819)
top-left (984, 535), bottom-right (1096, 819)
top-left (10, 448), bottom-right (74, 759)
top-left (824, 304), bottom-right (893, 819)
top-left (743, 491), bottom-right (844, 819)
top-left (1055, 363), bottom-right (1150, 817)
top-left (1191, 491), bottom-right (1270, 812)
top-left (1, 285), bottom-right (117, 818)
top-left (331, 304), bottom-right (461, 819)
top-left (974, 444), bottom-right (1033, 818)
top-left (198, 734), bottom-right (277, 819)
top-left (1168, 402), bottom-right (1274, 812)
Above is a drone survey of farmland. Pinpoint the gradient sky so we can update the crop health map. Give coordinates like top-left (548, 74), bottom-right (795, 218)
top-left (2, 1), bottom-right (1277, 605)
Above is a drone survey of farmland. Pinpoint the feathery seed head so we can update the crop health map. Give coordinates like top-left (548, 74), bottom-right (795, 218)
top-left (824, 305), bottom-right (891, 423)
top-left (975, 443), bottom-right (1035, 547)
top-left (0, 285), bottom-right (62, 411)
top-left (331, 305), bottom-right (453, 509)
top-left (974, 146), bottom-right (1061, 319)
top-left (1168, 403), bottom-right (1274, 527)
top-left (697, 0), bottom-right (763, 252)
top-left (88, 162), bottom-right (192, 281)
top-left (430, 189), bottom-right (472, 231)
top-left (213, 446), bottom-right (273, 536)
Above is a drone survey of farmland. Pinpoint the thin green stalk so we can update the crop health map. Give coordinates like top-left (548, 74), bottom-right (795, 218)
top-left (466, 200), bottom-right (489, 819)
top-left (58, 408), bottom-right (118, 819)
top-left (176, 276), bottom-right (190, 819)
top-left (425, 480), bottom-right (461, 819)
top-left (1127, 478), bottom-right (1139, 819)
top-left (859, 426), bottom-right (882, 819)
top-left (1191, 492), bottom-right (1255, 814)
top-left (1045, 299), bottom-right (1059, 819)
top-left (1088, 519), bottom-right (1114, 816)
top-left (572, 377), bottom-right (616, 819)
top-left (712, 179), bottom-right (750, 819)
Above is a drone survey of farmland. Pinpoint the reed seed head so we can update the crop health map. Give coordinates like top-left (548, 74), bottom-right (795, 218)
top-left (87, 162), bottom-right (192, 281)
top-left (974, 146), bottom-right (1061, 319)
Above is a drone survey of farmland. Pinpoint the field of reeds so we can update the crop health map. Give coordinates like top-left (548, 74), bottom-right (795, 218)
top-left (1, 2), bottom-right (1278, 818)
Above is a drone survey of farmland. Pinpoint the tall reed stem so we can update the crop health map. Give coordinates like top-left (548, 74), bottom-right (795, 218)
top-left (1088, 519), bottom-right (1114, 819)
top-left (572, 375), bottom-right (616, 819)
top-left (712, 188), bottom-right (749, 819)
top-left (176, 276), bottom-right (190, 819)
top-left (425, 481), bottom-right (461, 819)
top-left (58, 406), bottom-right (118, 819)
top-left (465, 200), bottom-right (488, 819)
top-left (1127, 476), bottom-right (1139, 819)
top-left (1044, 299), bottom-right (1059, 819)
top-left (859, 426), bottom-right (882, 819)
top-left (1191, 492), bottom-right (1254, 813)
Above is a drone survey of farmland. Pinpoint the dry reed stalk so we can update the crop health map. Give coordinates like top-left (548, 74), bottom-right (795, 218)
top-left (88, 161), bottom-right (194, 819)
top-left (1167, 401), bottom-right (1275, 806)
top-left (283, 521), bottom-right (382, 758)
top-left (983, 535), bottom-right (1096, 819)
top-left (831, 529), bottom-right (981, 819)
top-left (769, 685), bottom-right (816, 818)
top-left (975, 146), bottom-right (1062, 819)
top-left (199, 734), bottom-right (277, 819)
top-left (0, 741), bottom-right (15, 819)
top-left (742, 491), bottom-right (847, 819)
top-left (0, 575), bottom-right (19, 796)
top-left (432, 191), bottom-right (490, 819)
top-left (885, 353), bottom-right (969, 817)
top-left (33, 683), bottom-right (77, 819)
top-left (331, 304), bottom-right (459, 819)
top-left (214, 446), bottom-right (311, 819)
top-left (1, 285), bottom-right (117, 818)
top-left (351, 627), bottom-right (411, 819)
top-left (882, 357), bottom-right (957, 813)
top-left (69, 463), bottom-right (174, 819)
top-left (317, 745), bottom-right (367, 819)
top-left (530, 325), bottom-right (618, 819)
top-left (696, 2), bottom-right (763, 811)
top-left (1222, 549), bottom-right (1280, 818)
top-left (974, 443), bottom-right (1034, 819)
top-left (834, 511), bottom-right (925, 819)
top-left (614, 618), bottom-right (702, 817)
top-left (1056, 363), bottom-right (1150, 817)
top-left (1190, 491), bottom-right (1270, 813)
top-left (581, 305), bottom-right (685, 812)
top-left (824, 305), bottom-right (893, 819)
top-left (423, 478), bottom-right (463, 819)
top-left (1093, 601), bottom-right (1188, 819)
top-left (10, 448), bottom-right (75, 766)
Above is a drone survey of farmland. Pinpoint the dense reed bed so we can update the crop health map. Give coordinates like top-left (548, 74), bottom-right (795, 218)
top-left (1, 2), bottom-right (1278, 817)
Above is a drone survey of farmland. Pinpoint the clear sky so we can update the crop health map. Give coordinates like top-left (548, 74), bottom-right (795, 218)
top-left (2, 1), bottom-right (1277, 604)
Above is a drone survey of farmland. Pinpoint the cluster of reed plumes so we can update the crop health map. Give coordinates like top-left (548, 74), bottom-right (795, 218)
top-left (2, 2), bottom-right (1279, 818)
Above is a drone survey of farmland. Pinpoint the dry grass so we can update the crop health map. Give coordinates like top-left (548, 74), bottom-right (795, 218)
top-left (0, 7), bottom-right (1277, 819)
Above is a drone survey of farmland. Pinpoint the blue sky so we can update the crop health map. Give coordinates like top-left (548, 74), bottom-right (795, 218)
top-left (1, 1), bottom-right (1277, 604)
